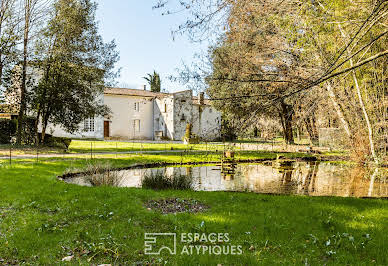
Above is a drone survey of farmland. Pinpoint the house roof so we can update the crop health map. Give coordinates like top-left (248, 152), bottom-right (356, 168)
top-left (104, 87), bottom-right (213, 106)
top-left (104, 87), bottom-right (169, 98)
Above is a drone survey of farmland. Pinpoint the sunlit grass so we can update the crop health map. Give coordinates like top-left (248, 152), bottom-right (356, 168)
top-left (0, 153), bottom-right (386, 264)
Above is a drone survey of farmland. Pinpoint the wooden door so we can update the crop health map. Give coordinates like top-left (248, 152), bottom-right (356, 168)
top-left (104, 121), bottom-right (110, 138)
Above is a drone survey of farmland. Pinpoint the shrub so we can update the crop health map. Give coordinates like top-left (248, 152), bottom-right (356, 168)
top-left (0, 119), bottom-right (17, 144)
top-left (142, 171), bottom-right (193, 190)
top-left (22, 117), bottom-right (37, 145)
top-left (183, 123), bottom-right (200, 144)
top-left (43, 135), bottom-right (72, 150)
top-left (184, 123), bottom-right (192, 141)
top-left (83, 162), bottom-right (123, 187)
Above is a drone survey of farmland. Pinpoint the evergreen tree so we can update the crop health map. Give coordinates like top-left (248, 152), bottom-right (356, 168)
top-left (143, 71), bottom-right (161, 92)
top-left (31, 0), bottom-right (119, 142)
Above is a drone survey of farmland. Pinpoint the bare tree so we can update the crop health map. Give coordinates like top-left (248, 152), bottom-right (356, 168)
top-left (0, 0), bottom-right (21, 82)
top-left (16, 0), bottom-right (50, 144)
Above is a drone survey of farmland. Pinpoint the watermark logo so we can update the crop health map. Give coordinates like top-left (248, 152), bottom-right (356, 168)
top-left (144, 232), bottom-right (242, 256)
top-left (144, 233), bottom-right (177, 255)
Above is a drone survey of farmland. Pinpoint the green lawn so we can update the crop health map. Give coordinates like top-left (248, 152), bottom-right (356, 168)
top-left (0, 153), bottom-right (386, 265)
top-left (1, 139), bottom-right (338, 156)
top-left (0, 140), bottom-right (226, 156)
top-left (68, 140), bottom-right (220, 153)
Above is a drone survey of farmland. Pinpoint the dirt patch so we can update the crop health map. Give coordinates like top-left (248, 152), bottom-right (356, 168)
top-left (145, 198), bottom-right (209, 214)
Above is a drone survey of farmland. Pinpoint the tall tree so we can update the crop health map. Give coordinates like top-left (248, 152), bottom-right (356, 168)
top-left (0, 0), bottom-right (20, 82)
top-left (16, 0), bottom-right (50, 144)
top-left (157, 0), bottom-right (387, 161)
top-left (30, 0), bottom-right (119, 142)
top-left (143, 70), bottom-right (161, 92)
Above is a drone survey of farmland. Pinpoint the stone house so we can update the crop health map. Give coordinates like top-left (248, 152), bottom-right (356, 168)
top-left (45, 87), bottom-right (222, 141)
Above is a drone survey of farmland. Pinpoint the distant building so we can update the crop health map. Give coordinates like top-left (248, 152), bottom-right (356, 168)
top-left (45, 87), bottom-right (222, 141)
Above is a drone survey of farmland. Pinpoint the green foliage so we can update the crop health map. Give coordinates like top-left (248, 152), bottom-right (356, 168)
top-left (0, 119), bottom-right (16, 144)
top-left (31, 0), bottom-right (119, 138)
top-left (42, 135), bottom-right (72, 150)
top-left (0, 116), bottom-right (37, 145)
top-left (142, 171), bottom-right (193, 190)
top-left (184, 123), bottom-right (192, 140)
top-left (143, 70), bottom-right (161, 92)
top-left (82, 162), bottom-right (123, 186)
top-left (0, 156), bottom-right (386, 264)
top-left (21, 117), bottom-right (37, 145)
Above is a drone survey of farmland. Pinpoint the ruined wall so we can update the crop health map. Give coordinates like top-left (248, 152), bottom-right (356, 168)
top-left (191, 105), bottom-right (221, 141)
top-left (172, 90), bottom-right (193, 141)
top-left (199, 105), bottom-right (222, 141)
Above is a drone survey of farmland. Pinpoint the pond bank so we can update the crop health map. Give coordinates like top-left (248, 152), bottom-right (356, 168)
top-left (0, 153), bottom-right (387, 264)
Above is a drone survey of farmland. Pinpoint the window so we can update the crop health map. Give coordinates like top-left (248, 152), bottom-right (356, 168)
top-left (133, 119), bottom-right (141, 132)
top-left (134, 102), bottom-right (140, 112)
top-left (164, 104), bottom-right (167, 113)
top-left (84, 117), bottom-right (95, 132)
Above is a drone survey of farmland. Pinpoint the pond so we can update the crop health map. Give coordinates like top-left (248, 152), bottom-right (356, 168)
top-left (64, 161), bottom-right (388, 198)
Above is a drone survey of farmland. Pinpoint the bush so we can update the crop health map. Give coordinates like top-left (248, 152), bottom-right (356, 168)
top-left (22, 117), bottom-right (37, 145)
top-left (41, 134), bottom-right (72, 150)
top-left (183, 123), bottom-right (200, 144)
top-left (0, 119), bottom-right (17, 144)
top-left (142, 172), bottom-right (193, 190)
top-left (83, 162), bottom-right (123, 187)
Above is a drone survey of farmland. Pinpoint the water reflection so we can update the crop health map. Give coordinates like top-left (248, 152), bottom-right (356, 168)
top-left (66, 161), bottom-right (388, 198)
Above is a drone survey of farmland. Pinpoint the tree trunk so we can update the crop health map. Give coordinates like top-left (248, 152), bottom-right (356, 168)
top-left (338, 24), bottom-right (379, 164)
top-left (304, 117), bottom-right (319, 145)
top-left (16, 2), bottom-right (30, 144)
top-left (34, 106), bottom-right (41, 144)
top-left (350, 67), bottom-right (378, 164)
top-left (280, 101), bottom-right (294, 144)
top-left (41, 112), bottom-right (49, 143)
top-left (326, 83), bottom-right (352, 137)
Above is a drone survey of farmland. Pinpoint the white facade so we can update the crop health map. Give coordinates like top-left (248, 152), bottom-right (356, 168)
top-left (45, 88), bottom-right (222, 141)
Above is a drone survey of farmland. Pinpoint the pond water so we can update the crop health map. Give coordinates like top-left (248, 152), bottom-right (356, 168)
top-left (65, 161), bottom-right (388, 198)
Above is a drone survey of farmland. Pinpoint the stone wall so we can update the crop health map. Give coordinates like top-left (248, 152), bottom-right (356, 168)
top-left (172, 90), bottom-right (193, 141)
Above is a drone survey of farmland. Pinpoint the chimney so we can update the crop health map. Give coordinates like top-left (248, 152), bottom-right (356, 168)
top-left (143, 85), bottom-right (147, 90)
top-left (198, 92), bottom-right (204, 105)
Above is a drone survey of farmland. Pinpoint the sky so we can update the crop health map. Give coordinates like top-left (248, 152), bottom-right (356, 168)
top-left (95, 0), bottom-right (208, 92)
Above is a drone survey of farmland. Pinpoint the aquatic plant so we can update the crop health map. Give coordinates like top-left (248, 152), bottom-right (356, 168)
top-left (142, 172), bottom-right (193, 190)
top-left (83, 162), bottom-right (123, 187)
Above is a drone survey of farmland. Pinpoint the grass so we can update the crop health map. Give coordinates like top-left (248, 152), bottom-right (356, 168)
top-left (142, 172), bottom-right (193, 190)
top-left (1, 139), bottom-right (348, 156)
top-left (81, 162), bottom-right (124, 187)
top-left (0, 152), bottom-right (386, 264)
top-left (0, 140), bottom-right (224, 156)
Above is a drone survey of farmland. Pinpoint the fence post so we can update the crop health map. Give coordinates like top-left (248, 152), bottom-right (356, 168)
top-left (90, 142), bottom-right (93, 160)
top-left (9, 120), bottom-right (12, 166)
